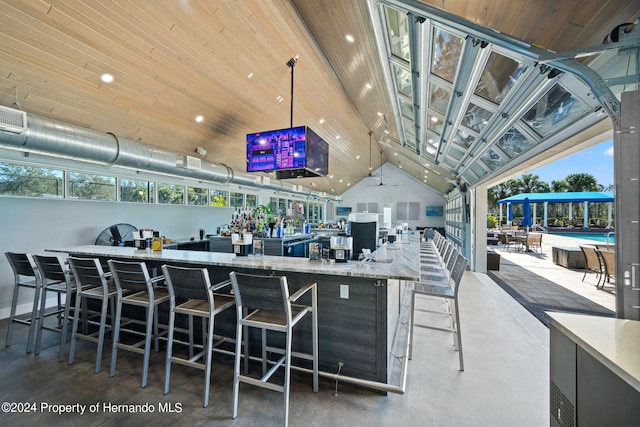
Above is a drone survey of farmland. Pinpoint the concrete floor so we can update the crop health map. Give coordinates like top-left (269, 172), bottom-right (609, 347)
top-left (489, 233), bottom-right (615, 316)
top-left (0, 267), bottom-right (550, 427)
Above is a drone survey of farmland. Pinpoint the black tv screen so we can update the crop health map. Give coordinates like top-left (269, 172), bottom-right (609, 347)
top-left (246, 126), bottom-right (328, 177)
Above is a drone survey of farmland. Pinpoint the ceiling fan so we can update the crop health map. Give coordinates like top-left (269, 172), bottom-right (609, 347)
top-left (367, 149), bottom-right (397, 187)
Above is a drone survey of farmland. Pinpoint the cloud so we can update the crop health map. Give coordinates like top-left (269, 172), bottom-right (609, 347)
top-left (604, 146), bottom-right (614, 156)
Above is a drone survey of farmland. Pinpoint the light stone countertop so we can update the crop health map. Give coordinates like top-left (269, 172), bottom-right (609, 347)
top-left (548, 312), bottom-right (640, 392)
top-left (47, 239), bottom-right (420, 281)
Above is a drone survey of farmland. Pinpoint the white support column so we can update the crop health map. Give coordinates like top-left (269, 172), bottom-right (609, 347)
top-left (544, 202), bottom-right (549, 227)
top-left (583, 201), bottom-right (589, 229)
top-left (499, 204), bottom-right (503, 227)
top-left (533, 203), bottom-right (537, 226)
top-left (472, 184), bottom-right (488, 273)
top-left (569, 203), bottom-right (573, 221)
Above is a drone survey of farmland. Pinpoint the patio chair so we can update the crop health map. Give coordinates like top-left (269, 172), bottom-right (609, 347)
top-left (525, 233), bottom-right (543, 253)
top-left (598, 250), bottom-right (615, 289)
top-left (579, 245), bottom-right (603, 286)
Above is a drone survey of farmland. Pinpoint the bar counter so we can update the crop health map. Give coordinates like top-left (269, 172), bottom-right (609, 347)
top-left (47, 239), bottom-right (419, 391)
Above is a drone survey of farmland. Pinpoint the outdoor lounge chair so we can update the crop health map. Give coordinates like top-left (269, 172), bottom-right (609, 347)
top-left (579, 245), bottom-right (603, 286)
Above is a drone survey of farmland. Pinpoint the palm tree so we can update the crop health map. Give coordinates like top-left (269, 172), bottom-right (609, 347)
top-left (562, 173), bottom-right (600, 223)
top-left (563, 173), bottom-right (599, 192)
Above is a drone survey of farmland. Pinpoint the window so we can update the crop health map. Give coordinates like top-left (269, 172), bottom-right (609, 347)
top-left (210, 189), bottom-right (228, 206)
top-left (0, 162), bottom-right (64, 197)
top-left (230, 191), bottom-right (244, 208)
top-left (245, 193), bottom-right (258, 208)
top-left (187, 186), bottom-right (208, 205)
top-left (158, 183), bottom-right (184, 204)
top-left (69, 171), bottom-right (115, 201)
top-left (121, 179), bottom-right (155, 203)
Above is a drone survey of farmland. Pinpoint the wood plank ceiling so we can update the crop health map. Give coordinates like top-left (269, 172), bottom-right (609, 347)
top-left (0, 0), bottom-right (638, 195)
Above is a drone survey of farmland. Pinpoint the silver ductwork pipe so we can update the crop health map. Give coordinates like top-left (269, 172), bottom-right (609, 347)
top-left (0, 112), bottom-right (334, 200)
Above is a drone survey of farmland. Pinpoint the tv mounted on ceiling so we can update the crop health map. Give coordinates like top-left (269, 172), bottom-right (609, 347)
top-left (246, 126), bottom-right (328, 178)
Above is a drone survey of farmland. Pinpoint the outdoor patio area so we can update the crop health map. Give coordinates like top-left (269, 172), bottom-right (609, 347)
top-left (486, 232), bottom-right (615, 325)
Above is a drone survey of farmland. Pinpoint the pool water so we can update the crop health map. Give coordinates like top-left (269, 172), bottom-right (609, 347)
top-left (553, 232), bottom-right (615, 243)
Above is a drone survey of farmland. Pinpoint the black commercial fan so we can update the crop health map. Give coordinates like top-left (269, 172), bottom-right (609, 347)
top-left (367, 150), bottom-right (397, 187)
top-left (95, 223), bottom-right (138, 246)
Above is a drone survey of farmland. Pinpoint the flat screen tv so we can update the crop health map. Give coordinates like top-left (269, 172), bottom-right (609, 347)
top-left (246, 126), bottom-right (328, 177)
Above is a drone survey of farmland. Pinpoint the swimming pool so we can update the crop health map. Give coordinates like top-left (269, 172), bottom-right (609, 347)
top-left (552, 232), bottom-right (615, 243)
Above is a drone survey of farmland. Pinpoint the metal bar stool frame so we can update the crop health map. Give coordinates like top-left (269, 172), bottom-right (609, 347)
top-left (67, 256), bottom-right (117, 373)
top-left (161, 264), bottom-right (236, 408)
top-left (409, 253), bottom-right (468, 371)
top-left (229, 271), bottom-right (318, 427)
top-left (5, 252), bottom-right (43, 353)
top-left (32, 254), bottom-right (79, 362)
top-left (108, 259), bottom-right (169, 388)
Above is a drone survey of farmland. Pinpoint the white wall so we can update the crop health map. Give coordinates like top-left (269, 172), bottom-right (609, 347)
top-left (340, 163), bottom-right (445, 230)
top-left (0, 196), bottom-right (234, 319)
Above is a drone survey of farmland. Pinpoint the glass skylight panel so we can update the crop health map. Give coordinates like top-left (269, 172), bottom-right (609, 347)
top-left (430, 27), bottom-right (463, 83)
top-left (427, 113), bottom-right (444, 135)
top-left (393, 65), bottom-right (413, 97)
top-left (402, 115), bottom-right (415, 133)
top-left (385, 6), bottom-right (410, 61)
top-left (451, 129), bottom-right (475, 148)
top-left (399, 97), bottom-right (414, 119)
top-left (448, 145), bottom-right (465, 161)
top-left (428, 84), bottom-right (450, 115)
top-left (443, 156), bottom-right (457, 169)
top-left (462, 171), bottom-right (477, 184)
top-left (495, 127), bottom-right (535, 158)
top-left (522, 83), bottom-right (592, 137)
top-left (474, 52), bottom-right (526, 104)
top-left (480, 149), bottom-right (506, 170)
top-left (424, 131), bottom-right (439, 157)
top-left (470, 162), bottom-right (488, 178)
top-left (461, 102), bottom-right (492, 132)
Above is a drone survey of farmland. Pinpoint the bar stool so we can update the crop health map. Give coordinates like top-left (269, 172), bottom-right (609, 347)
top-left (161, 265), bottom-right (236, 407)
top-left (410, 253), bottom-right (468, 370)
top-left (229, 271), bottom-right (318, 427)
top-left (4, 252), bottom-right (42, 353)
top-left (32, 255), bottom-right (77, 362)
top-left (108, 259), bottom-right (169, 388)
top-left (67, 256), bottom-right (117, 373)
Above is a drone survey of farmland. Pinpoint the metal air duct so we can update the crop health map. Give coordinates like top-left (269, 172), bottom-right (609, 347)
top-left (0, 110), bottom-right (333, 200)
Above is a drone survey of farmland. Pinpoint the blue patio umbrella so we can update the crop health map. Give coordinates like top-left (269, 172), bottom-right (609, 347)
top-left (521, 197), bottom-right (532, 228)
top-left (507, 203), bottom-right (513, 223)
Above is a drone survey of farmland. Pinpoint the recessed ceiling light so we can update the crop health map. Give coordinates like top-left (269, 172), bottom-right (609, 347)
top-left (319, 118), bottom-right (325, 124)
top-left (399, 165), bottom-right (403, 168)
top-left (394, 152), bottom-right (398, 156)
top-left (276, 96), bottom-right (284, 102)
top-left (101, 73), bottom-right (114, 83)
top-left (339, 179), bottom-right (343, 183)
top-left (195, 115), bottom-right (204, 123)
top-left (356, 155), bottom-right (360, 159)
top-left (336, 135), bottom-right (340, 139)
top-left (431, 116), bottom-right (438, 123)
top-left (377, 112), bottom-right (383, 116)
top-left (247, 72), bottom-right (254, 79)
top-left (329, 174), bottom-right (334, 178)
top-left (384, 130), bottom-right (389, 134)
top-left (346, 34), bottom-right (354, 43)
top-left (365, 83), bottom-right (372, 89)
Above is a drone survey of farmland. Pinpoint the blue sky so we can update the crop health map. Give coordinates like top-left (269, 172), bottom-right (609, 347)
top-left (528, 139), bottom-right (614, 188)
